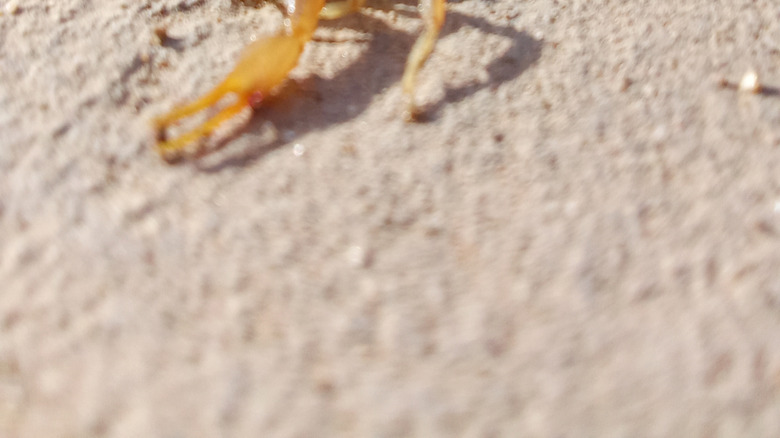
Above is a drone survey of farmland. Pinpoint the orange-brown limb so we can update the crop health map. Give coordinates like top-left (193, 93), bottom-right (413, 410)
top-left (153, 0), bottom-right (446, 157)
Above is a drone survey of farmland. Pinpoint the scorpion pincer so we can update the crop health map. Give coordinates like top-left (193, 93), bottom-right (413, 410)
top-left (153, 0), bottom-right (446, 157)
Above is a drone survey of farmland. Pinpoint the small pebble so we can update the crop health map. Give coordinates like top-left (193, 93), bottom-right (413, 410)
top-left (346, 245), bottom-right (371, 268)
top-left (616, 76), bottom-right (632, 93)
top-left (739, 70), bottom-right (761, 93)
top-left (714, 75), bottom-right (729, 88)
top-left (153, 26), bottom-right (168, 45)
top-left (5, 0), bottom-right (20, 14)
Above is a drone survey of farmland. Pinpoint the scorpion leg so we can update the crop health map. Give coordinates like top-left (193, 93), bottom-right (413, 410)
top-left (401, 0), bottom-right (446, 120)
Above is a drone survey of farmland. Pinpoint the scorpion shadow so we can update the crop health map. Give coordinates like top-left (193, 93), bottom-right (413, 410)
top-left (195, 7), bottom-right (542, 171)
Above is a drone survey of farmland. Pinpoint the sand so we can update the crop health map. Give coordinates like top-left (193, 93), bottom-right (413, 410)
top-left (1, 0), bottom-right (780, 436)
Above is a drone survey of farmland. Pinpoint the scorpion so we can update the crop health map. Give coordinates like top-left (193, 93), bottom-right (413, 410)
top-left (153, 0), bottom-right (447, 157)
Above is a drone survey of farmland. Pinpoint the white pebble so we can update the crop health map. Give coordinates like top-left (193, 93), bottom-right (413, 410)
top-left (739, 70), bottom-right (760, 93)
top-left (346, 245), bottom-right (370, 268)
top-left (5, 0), bottom-right (20, 14)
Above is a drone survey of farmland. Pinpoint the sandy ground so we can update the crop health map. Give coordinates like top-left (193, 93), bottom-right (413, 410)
top-left (1, 0), bottom-right (780, 436)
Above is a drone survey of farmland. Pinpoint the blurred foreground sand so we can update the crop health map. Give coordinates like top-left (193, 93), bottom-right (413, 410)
top-left (1, 0), bottom-right (780, 436)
